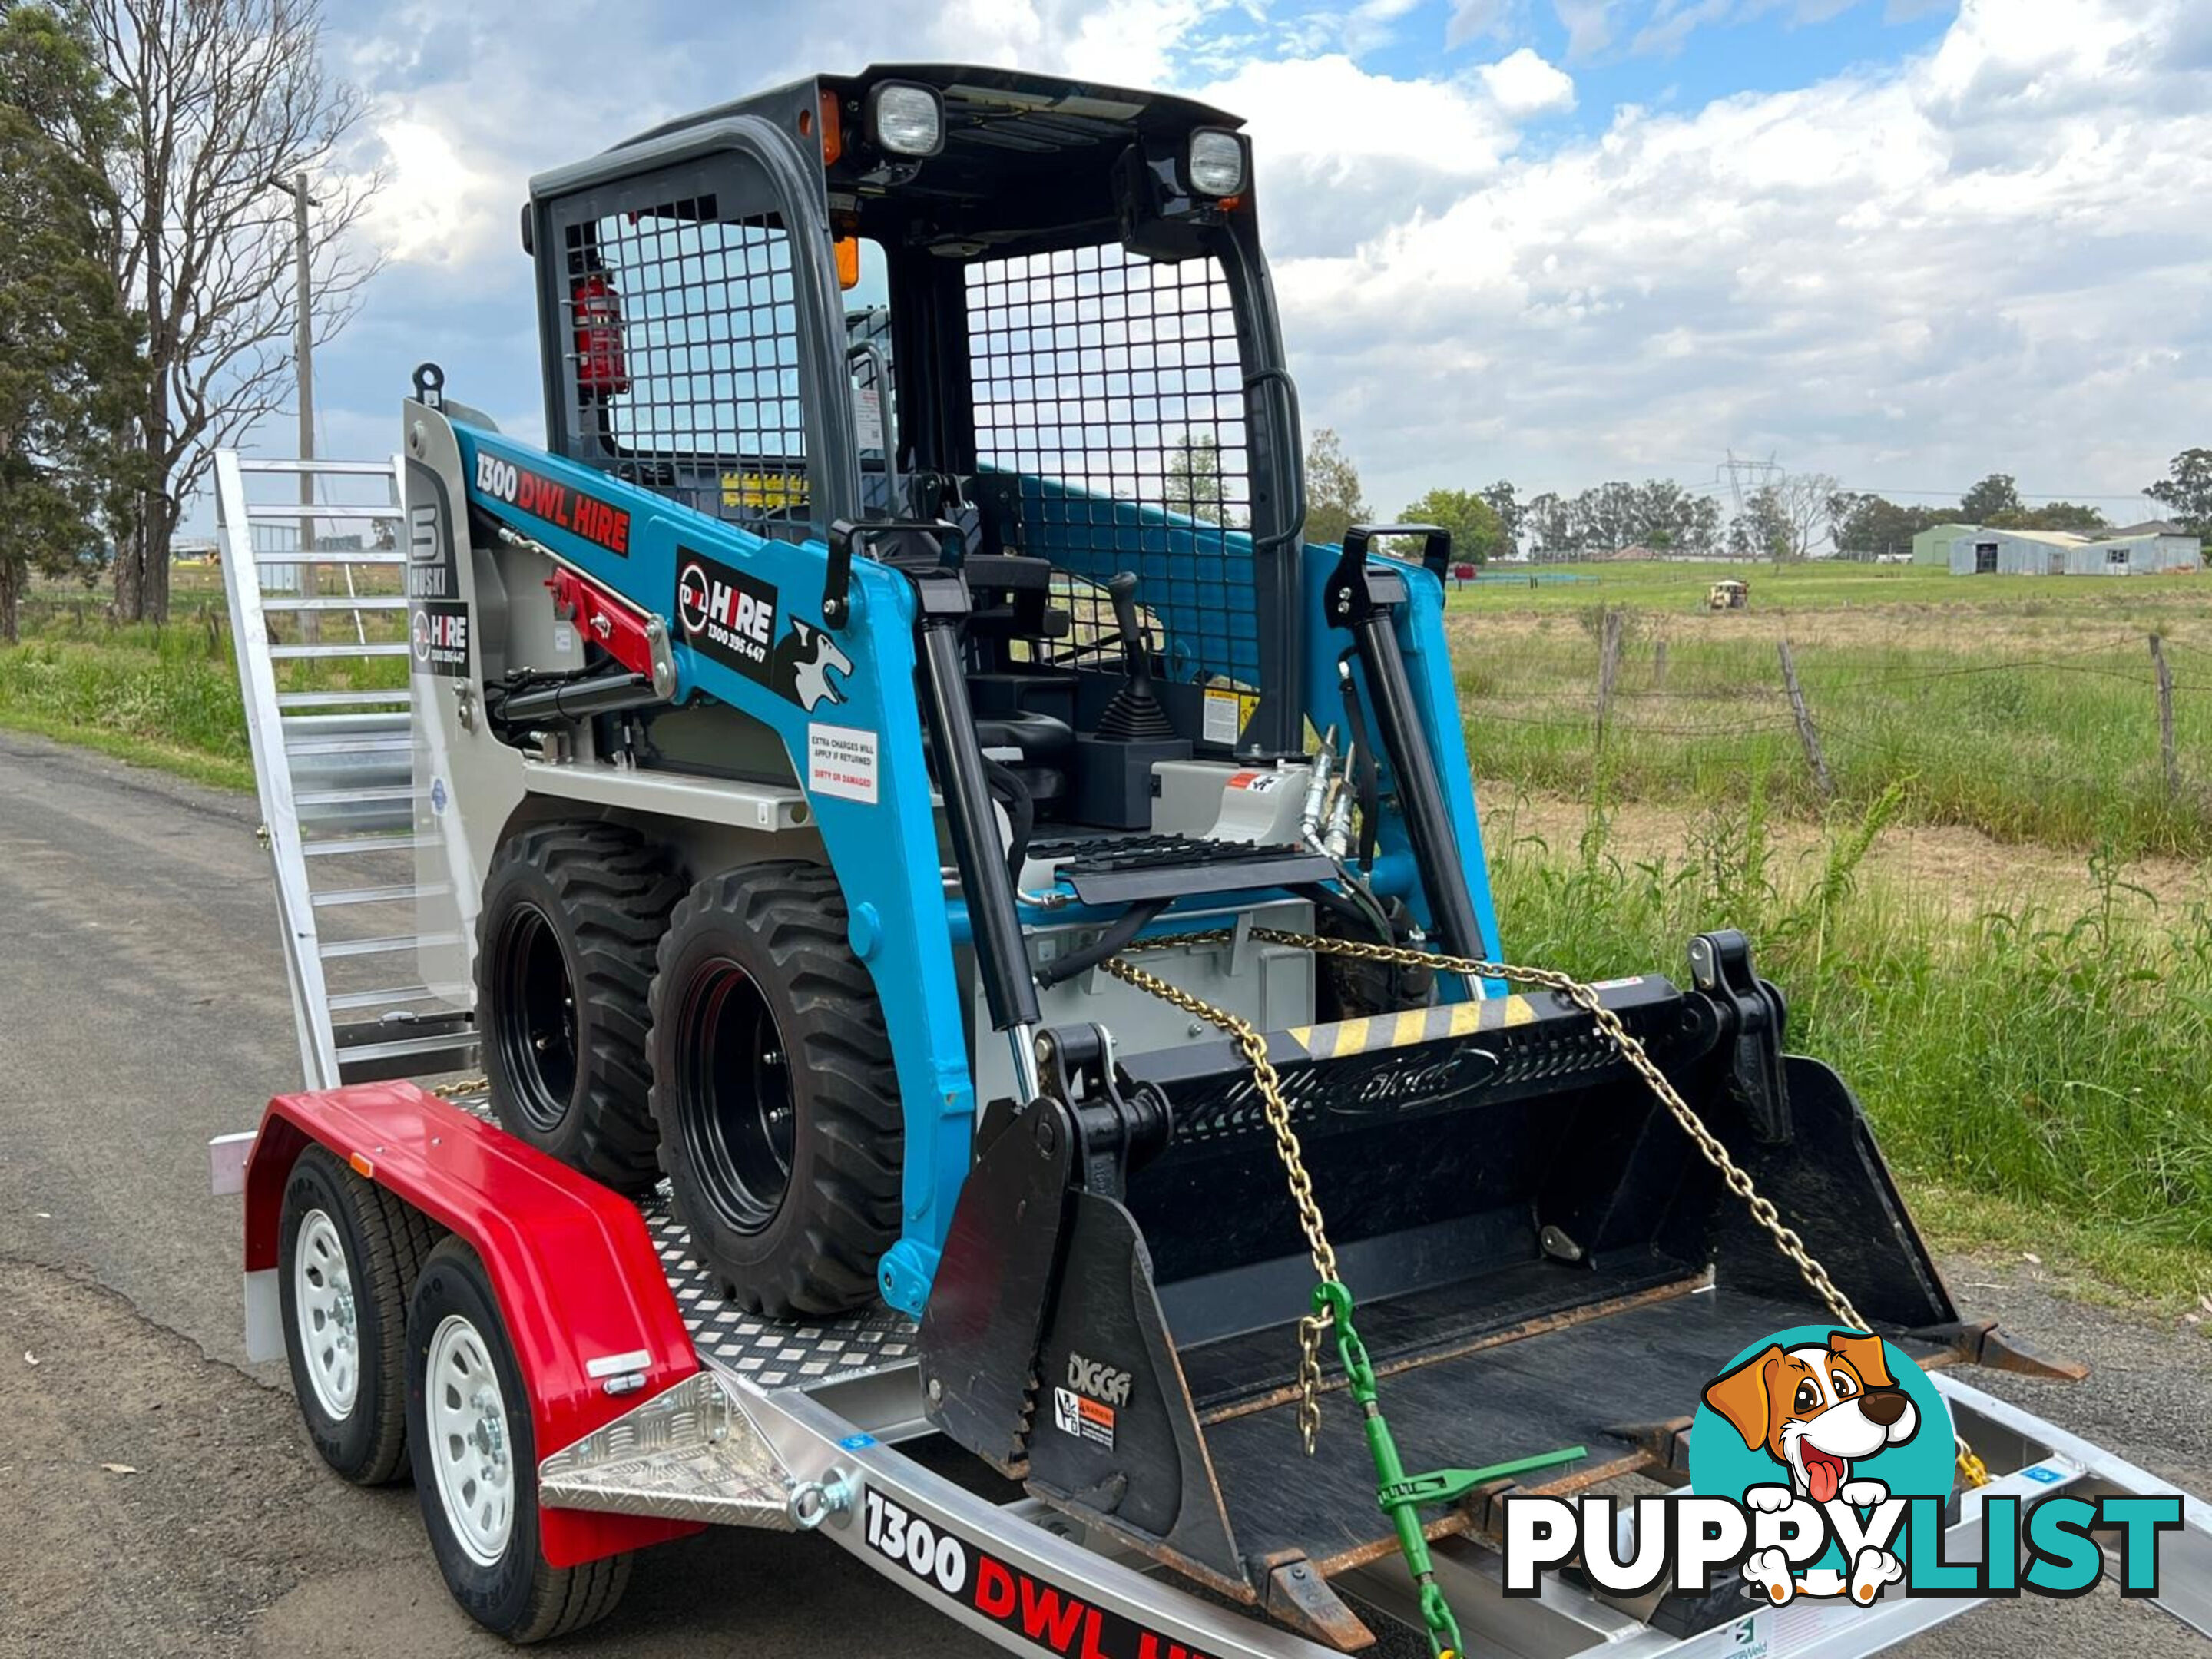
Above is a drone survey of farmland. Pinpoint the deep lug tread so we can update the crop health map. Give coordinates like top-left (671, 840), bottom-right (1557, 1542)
top-left (478, 821), bottom-right (682, 1193)
top-left (651, 863), bottom-right (902, 1318)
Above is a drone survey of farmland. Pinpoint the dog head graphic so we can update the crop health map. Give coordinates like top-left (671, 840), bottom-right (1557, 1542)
top-left (1701, 1330), bottom-right (1919, 1505)
top-left (770, 617), bottom-right (853, 711)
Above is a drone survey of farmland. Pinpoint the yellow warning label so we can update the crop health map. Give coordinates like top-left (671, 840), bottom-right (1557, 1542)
top-left (720, 470), bottom-right (809, 512)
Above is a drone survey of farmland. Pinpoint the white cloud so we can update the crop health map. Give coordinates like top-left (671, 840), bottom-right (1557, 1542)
top-left (1447, 0), bottom-right (1518, 48)
top-left (250, 0), bottom-right (2204, 549)
top-left (1261, 0), bottom-right (2212, 513)
top-left (1479, 48), bottom-right (1578, 115)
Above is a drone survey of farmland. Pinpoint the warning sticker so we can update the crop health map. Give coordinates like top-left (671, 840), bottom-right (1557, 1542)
top-left (807, 724), bottom-right (879, 805)
top-left (1051, 1386), bottom-right (1115, 1450)
top-left (1202, 687), bottom-right (1243, 747)
top-left (1225, 770), bottom-right (1285, 793)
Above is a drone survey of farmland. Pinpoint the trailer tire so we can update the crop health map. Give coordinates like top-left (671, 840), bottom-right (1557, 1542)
top-left (278, 1144), bottom-right (435, 1485)
top-left (651, 863), bottom-right (902, 1317)
top-left (479, 821), bottom-right (682, 1194)
top-left (406, 1237), bottom-right (631, 1643)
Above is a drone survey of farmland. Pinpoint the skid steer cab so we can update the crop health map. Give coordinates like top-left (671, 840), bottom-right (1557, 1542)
top-left (304, 59), bottom-right (2152, 1654)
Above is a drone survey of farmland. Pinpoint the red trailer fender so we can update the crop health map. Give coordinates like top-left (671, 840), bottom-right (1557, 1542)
top-left (243, 1082), bottom-right (704, 1566)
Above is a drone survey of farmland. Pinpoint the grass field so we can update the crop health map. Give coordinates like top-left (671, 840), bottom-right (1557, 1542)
top-left (1447, 561), bottom-right (2212, 857)
top-left (4, 556), bottom-right (2210, 1305)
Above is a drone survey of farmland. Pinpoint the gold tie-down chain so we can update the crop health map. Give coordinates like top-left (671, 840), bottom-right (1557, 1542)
top-left (1099, 952), bottom-right (1345, 1455)
top-left (1107, 928), bottom-right (1989, 1488)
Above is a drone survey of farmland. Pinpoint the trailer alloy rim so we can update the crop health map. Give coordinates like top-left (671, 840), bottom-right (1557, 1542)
top-left (676, 957), bottom-right (795, 1236)
top-left (426, 1313), bottom-right (516, 1565)
top-left (293, 1209), bottom-right (359, 1419)
top-left (493, 901), bottom-right (578, 1131)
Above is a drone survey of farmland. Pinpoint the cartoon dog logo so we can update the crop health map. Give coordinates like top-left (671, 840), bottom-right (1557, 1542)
top-left (770, 616), bottom-right (852, 711)
top-left (1702, 1330), bottom-right (1916, 1607)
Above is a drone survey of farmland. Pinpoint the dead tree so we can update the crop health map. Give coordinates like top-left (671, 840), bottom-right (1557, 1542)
top-left (93, 0), bottom-right (383, 622)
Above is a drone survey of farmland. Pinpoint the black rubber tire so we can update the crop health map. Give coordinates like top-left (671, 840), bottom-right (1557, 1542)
top-left (278, 1144), bottom-right (438, 1485)
top-left (478, 821), bottom-right (682, 1194)
top-left (405, 1237), bottom-right (632, 1643)
top-left (650, 863), bottom-right (902, 1316)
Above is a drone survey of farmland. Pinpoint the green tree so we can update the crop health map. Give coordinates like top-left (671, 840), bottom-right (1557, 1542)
top-left (1960, 472), bottom-right (2022, 523)
top-left (1991, 500), bottom-right (2108, 535)
top-left (1303, 427), bottom-right (1368, 546)
top-left (0, 2), bottom-right (144, 643)
top-left (2145, 448), bottom-right (2212, 541)
top-left (1397, 487), bottom-right (1502, 566)
top-left (1163, 430), bottom-right (1232, 526)
top-left (1479, 479), bottom-right (1522, 555)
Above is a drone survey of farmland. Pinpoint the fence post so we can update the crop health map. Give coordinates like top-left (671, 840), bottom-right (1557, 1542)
top-left (1595, 608), bottom-right (1624, 742)
top-left (1651, 637), bottom-right (1668, 689)
top-left (1777, 637), bottom-right (1833, 801)
top-left (2150, 634), bottom-right (2179, 797)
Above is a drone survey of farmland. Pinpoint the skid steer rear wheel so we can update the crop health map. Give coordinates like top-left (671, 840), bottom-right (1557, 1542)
top-left (478, 822), bottom-right (681, 1194)
top-left (650, 863), bottom-right (902, 1317)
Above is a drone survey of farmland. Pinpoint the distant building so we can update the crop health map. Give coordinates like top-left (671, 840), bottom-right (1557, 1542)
top-left (2078, 521), bottom-right (2201, 575)
top-left (1949, 528), bottom-right (2091, 575)
top-left (1911, 522), bottom-right (1976, 567)
top-left (1950, 522), bottom-right (2200, 575)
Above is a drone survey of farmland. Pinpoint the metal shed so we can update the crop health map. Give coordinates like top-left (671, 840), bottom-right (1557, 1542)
top-left (1951, 528), bottom-right (2091, 575)
top-left (2075, 522), bottom-right (2203, 575)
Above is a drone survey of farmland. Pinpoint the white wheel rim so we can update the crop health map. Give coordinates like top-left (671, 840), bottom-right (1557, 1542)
top-left (293, 1210), bottom-right (360, 1419)
top-left (426, 1313), bottom-right (516, 1565)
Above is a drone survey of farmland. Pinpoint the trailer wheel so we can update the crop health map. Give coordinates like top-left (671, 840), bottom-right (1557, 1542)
top-left (278, 1144), bottom-right (434, 1485)
top-left (405, 1237), bottom-right (631, 1642)
top-left (479, 822), bottom-right (682, 1194)
top-left (651, 863), bottom-right (902, 1316)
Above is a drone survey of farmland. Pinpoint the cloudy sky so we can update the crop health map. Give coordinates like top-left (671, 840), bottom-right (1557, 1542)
top-left (286, 0), bottom-right (2210, 526)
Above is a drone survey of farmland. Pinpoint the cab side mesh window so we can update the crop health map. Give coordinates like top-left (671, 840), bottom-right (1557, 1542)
top-left (965, 245), bottom-right (1257, 688)
top-left (560, 194), bottom-right (813, 538)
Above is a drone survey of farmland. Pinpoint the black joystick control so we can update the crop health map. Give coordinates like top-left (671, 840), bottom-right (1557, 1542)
top-left (1094, 571), bottom-right (1177, 742)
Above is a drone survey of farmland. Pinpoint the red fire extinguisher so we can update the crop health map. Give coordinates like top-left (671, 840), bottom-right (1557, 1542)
top-left (572, 268), bottom-right (629, 399)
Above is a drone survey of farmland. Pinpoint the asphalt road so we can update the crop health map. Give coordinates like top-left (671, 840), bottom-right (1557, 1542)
top-left (1, 731), bottom-right (2206, 1657)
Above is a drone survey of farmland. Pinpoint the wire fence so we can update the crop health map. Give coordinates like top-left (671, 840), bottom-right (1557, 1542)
top-left (1456, 621), bottom-right (2211, 857)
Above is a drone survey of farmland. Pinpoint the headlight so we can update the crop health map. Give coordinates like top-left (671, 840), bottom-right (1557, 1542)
top-left (867, 82), bottom-right (944, 158)
top-left (1186, 128), bottom-right (1247, 197)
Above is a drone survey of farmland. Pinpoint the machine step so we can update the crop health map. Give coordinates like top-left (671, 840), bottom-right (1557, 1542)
top-left (253, 549), bottom-right (407, 566)
top-left (260, 594), bottom-right (410, 611)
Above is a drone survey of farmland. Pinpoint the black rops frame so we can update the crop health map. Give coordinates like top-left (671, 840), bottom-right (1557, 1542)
top-left (876, 172), bottom-right (1308, 758)
top-left (522, 107), bottom-right (862, 535)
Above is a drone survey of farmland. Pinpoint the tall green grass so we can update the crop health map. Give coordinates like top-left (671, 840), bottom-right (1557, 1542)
top-left (1459, 626), bottom-right (2212, 856)
top-left (0, 594), bottom-right (403, 786)
top-left (1489, 790), bottom-right (2212, 1300)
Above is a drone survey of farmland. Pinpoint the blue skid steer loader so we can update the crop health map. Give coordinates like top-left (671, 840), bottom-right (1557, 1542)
top-left (389, 62), bottom-right (2085, 1653)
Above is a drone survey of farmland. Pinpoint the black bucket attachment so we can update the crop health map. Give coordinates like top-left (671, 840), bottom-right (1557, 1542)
top-left (918, 933), bottom-right (1965, 1647)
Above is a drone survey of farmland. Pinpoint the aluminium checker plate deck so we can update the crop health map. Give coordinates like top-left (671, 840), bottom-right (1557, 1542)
top-left (447, 1088), bottom-right (918, 1387)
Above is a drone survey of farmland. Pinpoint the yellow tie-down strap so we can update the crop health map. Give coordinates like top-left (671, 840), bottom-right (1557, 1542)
top-left (1291, 994), bottom-right (1538, 1061)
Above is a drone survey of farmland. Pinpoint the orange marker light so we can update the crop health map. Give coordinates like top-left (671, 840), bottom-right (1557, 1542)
top-left (820, 90), bottom-right (843, 166)
top-left (348, 1151), bottom-right (376, 1179)
top-left (835, 236), bottom-right (861, 290)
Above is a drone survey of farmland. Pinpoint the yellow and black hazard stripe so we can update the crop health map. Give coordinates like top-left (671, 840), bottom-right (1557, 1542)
top-left (1290, 995), bottom-right (1540, 1062)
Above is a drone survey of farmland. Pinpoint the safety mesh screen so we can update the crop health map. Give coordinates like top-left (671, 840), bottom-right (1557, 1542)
top-left (965, 245), bottom-right (1257, 688)
top-left (561, 195), bottom-right (813, 540)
